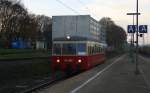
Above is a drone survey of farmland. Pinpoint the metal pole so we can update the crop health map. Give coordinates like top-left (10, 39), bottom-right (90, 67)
top-left (133, 15), bottom-right (134, 46)
top-left (131, 15), bottom-right (135, 63)
top-left (135, 0), bottom-right (139, 74)
top-left (143, 34), bottom-right (145, 45)
top-left (126, 13), bottom-right (141, 48)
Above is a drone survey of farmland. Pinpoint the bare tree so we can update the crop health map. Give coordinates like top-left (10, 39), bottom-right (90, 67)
top-left (99, 17), bottom-right (127, 51)
top-left (0, 0), bottom-right (28, 47)
top-left (35, 15), bottom-right (52, 48)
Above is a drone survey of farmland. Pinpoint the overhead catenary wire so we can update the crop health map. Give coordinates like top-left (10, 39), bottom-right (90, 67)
top-left (77, 0), bottom-right (99, 19)
top-left (56, 0), bottom-right (80, 15)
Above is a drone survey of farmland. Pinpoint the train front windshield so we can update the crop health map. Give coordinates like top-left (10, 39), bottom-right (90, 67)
top-left (53, 42), bottom-right (87, 56)
top-left (62, 44), bottom-right (76, 55)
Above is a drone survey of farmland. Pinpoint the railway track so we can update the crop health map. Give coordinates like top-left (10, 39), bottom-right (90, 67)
top-left (21, 78), bottom-right (63, 93)
top-left (20, 55), bottom-right (121, 93)
top-left (0, 71), bottom-right (66, 93)
top-left (20, 72), bottom-right (72, 93)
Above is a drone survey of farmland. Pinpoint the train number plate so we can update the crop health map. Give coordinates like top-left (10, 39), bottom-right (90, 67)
top-left (64, 59), bottom-right (73, 62)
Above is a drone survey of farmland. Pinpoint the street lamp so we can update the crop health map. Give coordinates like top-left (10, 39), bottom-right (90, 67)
top-left (126, 13), bottom-right (141, 47)
top-left (135, 0), bottom-right (140, 74)
top-left (126, 0), bottom-right (140, 75)
top-left (126, 13), bottom-right (141, 73)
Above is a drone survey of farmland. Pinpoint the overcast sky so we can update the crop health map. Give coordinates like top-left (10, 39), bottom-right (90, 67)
top-left (22, 0), bottom-right (150, 45)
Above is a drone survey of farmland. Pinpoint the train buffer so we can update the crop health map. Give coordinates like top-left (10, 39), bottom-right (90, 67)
top-left (38, 55), bottom-right (150, 93)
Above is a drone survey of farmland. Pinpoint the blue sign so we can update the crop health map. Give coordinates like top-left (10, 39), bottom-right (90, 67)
top-left (139, 25), bottom-right (148, 33)
top-left (11, 39), bottom-right (28, 49)
top-left (127, 25), bottom-right (136, 33)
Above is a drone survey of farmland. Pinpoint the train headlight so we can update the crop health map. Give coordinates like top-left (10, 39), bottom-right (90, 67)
top-left (67, 36), bottom-right (71, 39)
top-left (57, 59), bottom-right (60, 63)
top-left (78, 59), bottom-right (82, 63)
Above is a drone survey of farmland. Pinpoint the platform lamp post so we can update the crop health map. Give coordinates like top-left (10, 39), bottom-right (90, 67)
top-left (126, 13), bottom-right (141, 47)
top-left (135, 0), bottom-right (140, 74)
top-left (127, 13), bottom-right (141, 74)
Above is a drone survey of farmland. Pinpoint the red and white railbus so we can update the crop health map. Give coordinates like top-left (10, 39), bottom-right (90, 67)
top-left (52, 37), bottom-right (106, 72)
top-left (51, 15), bottom-right (106, 73)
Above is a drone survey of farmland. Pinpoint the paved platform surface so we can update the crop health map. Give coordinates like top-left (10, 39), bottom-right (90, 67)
top-left (38, 54), bottom-right (150, 93)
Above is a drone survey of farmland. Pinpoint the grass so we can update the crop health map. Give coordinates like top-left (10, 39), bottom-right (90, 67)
top-left (0, 49), bottom-right (51, 60)
top-left (0, 59), bottom-right (51, 80)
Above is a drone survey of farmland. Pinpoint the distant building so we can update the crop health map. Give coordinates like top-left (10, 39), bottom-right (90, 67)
top-left (52, 15), bottom-right (106, 44)
top-left (36, 40), bottom-right (47, 49)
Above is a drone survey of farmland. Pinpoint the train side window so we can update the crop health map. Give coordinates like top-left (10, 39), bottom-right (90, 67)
top-left (95, 46), bottom-right (97, 54)
top-left (98, 47), bottom-right (100, 53)
top-left (77, 43), bottom-right (86, 55)
top-left (89, 46), bottom-right (92, 55)
top-left (92, 46), bottom-right (94, 55)
top-left (88, 46), bottom-right (91, 55)
top-left (103, 47), bottom-right (105, 52)
top-left (100, 47), bottom-right (102, 53)
top-left (101, 47), bottom-right (103, 53)
top-left (94, 45), bottom-right (96, 54)
top-left (90, 46), bottom-right (92, 55)
top-left (97, 46), bottom-right (99, 54)
top-left (97, 47), bottom-right (99, 53)
top-left (102, 47), bottom-right (104, 53)
top-left (94, 45), bottom-right (97, 54)
top-left (53, 44), bottom-right (61, 55)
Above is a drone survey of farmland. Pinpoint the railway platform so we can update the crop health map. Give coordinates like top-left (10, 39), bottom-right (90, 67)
top-left (38, 54), bottom-right (150, 93)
